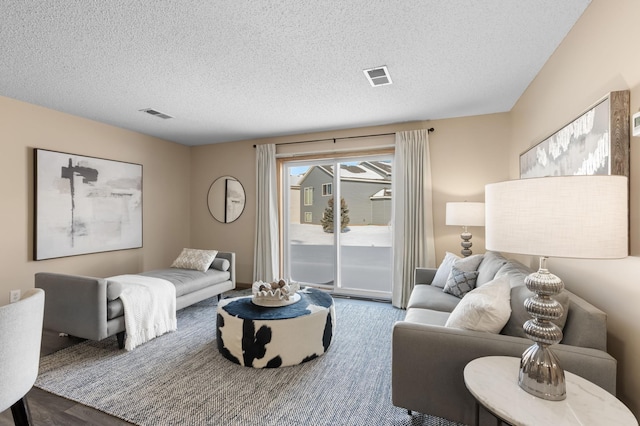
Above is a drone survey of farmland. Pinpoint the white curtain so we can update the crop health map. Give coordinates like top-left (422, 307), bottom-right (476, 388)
top-left (392, 130), bottom-right (436, 308)
top-left (253, 144), bottom-right (280, 282)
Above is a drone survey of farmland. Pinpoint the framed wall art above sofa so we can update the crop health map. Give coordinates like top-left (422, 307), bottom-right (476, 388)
top-left (519, 90), bottom-right (630, 179)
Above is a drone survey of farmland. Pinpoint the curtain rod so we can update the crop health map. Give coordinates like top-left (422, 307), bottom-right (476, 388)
top-left (253, 128), bottom-right (434, 148)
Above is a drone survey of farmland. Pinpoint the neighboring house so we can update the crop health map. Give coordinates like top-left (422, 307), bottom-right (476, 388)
top-left (298, 161), bottom-right (392, 226)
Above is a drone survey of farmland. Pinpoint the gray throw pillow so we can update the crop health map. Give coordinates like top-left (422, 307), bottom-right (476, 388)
top-left (443, 266), bottom-right (479, 298)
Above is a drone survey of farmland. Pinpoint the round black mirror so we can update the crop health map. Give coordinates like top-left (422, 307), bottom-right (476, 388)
top-left (207, 176), bottom-right (246, 223)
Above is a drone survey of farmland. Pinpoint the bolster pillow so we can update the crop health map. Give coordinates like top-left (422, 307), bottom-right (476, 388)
top-left (212, 258), bottom-right (230, 272)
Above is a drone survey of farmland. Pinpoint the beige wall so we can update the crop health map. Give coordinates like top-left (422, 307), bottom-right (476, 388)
top-left (429, 113), bottom-right (510, 258)
top-left (510, 0), bottom-right (640, 415)
top-left (0, 95), bottom-right (192, 306)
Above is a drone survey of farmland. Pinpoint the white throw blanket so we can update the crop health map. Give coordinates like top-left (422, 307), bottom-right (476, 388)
top-left (108, 274), bottom-right (177, 351)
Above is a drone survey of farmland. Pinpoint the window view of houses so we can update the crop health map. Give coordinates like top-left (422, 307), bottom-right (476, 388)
top-left (286, 159), bottom-right (393, 297)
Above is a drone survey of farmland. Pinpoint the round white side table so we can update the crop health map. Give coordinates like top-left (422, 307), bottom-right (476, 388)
top-left (463, 356), bottom-right (637, 426)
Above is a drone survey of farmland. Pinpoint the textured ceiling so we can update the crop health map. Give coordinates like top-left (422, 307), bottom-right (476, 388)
top-left (0, 1), bottom-right (591, 146)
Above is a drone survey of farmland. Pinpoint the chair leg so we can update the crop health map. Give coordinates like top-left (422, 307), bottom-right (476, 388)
top-left (11, 397), bottom-right (32, 426)
top-left (116, 331), bottom-right (125, 349)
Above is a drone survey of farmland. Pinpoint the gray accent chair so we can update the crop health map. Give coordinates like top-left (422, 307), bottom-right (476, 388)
top-left (0, 289), bottom-right (45, 426)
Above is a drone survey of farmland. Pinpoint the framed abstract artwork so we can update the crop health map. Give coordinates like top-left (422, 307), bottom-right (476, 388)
top-left (519, 90), bottom-right (630, 179)
top-left (34, 149), bottom-right (143, 260)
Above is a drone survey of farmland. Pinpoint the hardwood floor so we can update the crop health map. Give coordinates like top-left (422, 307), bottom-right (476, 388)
top-left (0, 330), bottom-right (133, 426)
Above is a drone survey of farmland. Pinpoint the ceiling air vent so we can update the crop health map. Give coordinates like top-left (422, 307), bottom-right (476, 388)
top-left (363, 66), bottom-right (392, 87)
top-left (139, 108), bottom-right (173, 119)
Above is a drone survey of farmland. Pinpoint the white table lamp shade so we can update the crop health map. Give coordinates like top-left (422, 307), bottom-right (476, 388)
top-left (446, 202), bottom-right (485, 227)
top-left (485, 176), bottom-right (628, 259)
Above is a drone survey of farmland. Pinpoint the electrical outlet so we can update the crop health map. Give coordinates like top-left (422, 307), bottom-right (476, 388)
top-left (10, 289), bottom-right (21, 303)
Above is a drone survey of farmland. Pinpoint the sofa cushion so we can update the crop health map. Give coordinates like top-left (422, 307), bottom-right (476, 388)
top-left (476, 251), bottom-right (508, 286)
top-left (140, 268), bottom-right (230, 297)
top-left (444, 276), bottom-right (512, 333)
top-left (171, 248), bottom-right (218, 272)
top-left (443, 266), bottom-right (479, 298)
top-left (407, 284), bottom-right (460, 313)
top-left (404, 307), bottom-right (449, 326)
top-left (494, 259), bottom-right (532, 288)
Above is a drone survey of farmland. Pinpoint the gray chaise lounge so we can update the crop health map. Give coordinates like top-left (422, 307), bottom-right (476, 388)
top-left (35, 251), bottom-right (235, 349)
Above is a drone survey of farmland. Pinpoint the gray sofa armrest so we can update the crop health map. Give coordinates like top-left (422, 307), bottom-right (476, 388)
top-left (562, 290), bottom-right (608, 350)
top-left (215, 251), bottom-right (236, 288)
top-left (414, 267), bottom-right (437, 285)
top-left (35, 272), bottom-right (109, 341)
top-left (392, 320), bottom-right (617, 426)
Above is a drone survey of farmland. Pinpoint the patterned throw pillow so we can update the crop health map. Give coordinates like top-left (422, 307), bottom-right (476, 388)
top-left (171, 248), bottom-right (218, 272)
top-left (443, 266), bottom-right (479, 298)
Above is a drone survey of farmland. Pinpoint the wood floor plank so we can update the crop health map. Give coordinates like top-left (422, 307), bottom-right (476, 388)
top-left (0, 330), bottom-right (130, 425)
top-left (64, 403), bottom-right (134, 426)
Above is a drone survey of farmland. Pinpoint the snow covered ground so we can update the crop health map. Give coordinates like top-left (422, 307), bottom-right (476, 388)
top-left (289, 223), bottom-right (392, 247)
top-left (288, 223), bottom-right (392, 293)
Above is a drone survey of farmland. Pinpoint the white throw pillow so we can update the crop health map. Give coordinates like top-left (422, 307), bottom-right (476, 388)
top-left (444, 275), bottom-right (512, 333)
top-left (171, 248), bottom-right (218, 272)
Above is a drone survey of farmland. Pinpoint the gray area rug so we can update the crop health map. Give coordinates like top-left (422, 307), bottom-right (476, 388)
top-left (35, 292), bottom-right (465, 426)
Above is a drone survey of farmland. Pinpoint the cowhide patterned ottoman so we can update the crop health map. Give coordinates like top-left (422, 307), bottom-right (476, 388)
top-left (216, 287), bottom-right (335, 368)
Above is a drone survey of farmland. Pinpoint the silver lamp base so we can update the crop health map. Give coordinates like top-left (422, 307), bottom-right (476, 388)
top-left (518, 257), bottom-right (566, 401)
top-left (519, 343), bottom-right (566, 400)
top-left (459, 227), bottom-right (472, 257)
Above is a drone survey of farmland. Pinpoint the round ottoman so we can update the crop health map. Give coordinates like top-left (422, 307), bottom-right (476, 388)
top-left (216, 287), bottom-right (335, 368)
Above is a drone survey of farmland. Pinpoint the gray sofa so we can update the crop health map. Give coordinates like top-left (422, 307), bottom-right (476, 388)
top-left (392, 251), bottom-right (616, 426)
top-left (35, 251), bottom-right (235, 349)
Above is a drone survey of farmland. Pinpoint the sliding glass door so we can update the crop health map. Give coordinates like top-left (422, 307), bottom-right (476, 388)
top-left (283, 155), bottom-right (393, 299)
